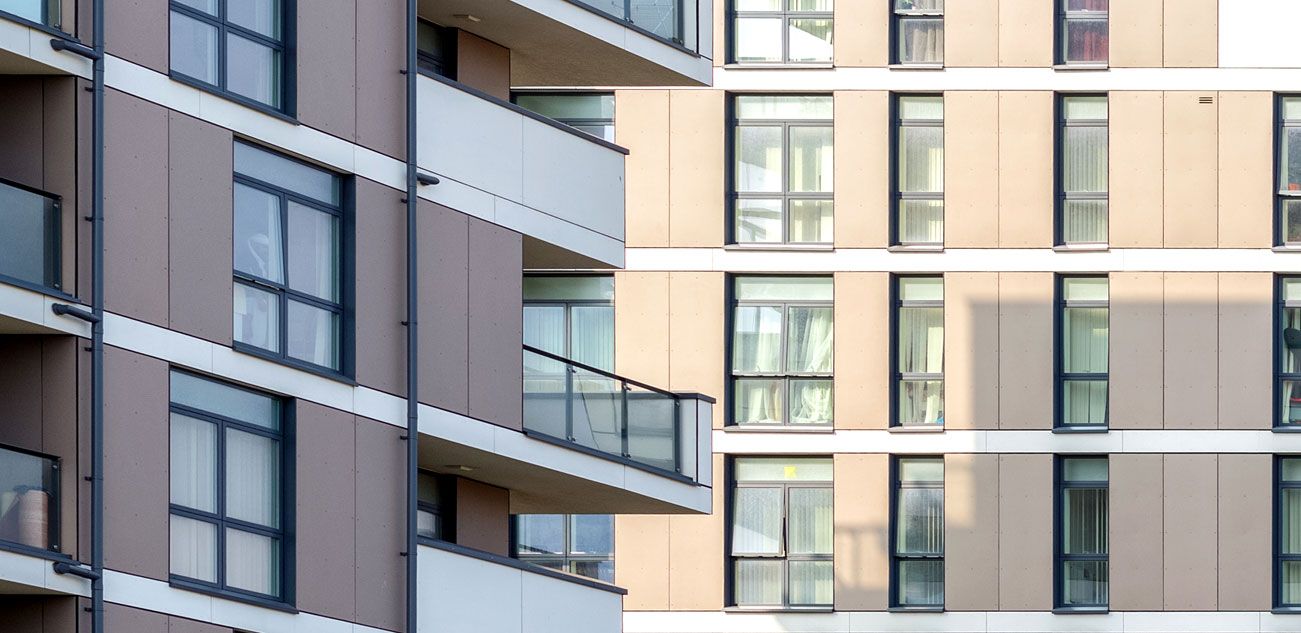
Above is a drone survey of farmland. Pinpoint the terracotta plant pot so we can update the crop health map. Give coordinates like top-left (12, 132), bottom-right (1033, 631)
top-left (17, 489), bottom-right (49, 550)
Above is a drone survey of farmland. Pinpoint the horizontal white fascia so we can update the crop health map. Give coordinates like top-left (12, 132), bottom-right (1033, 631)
top-left (0, 548), bottom-right (92, 597)
top-left (0, 16), bottom-right (93, 77)
top-left (0, 282), bottom-right (92, 337)
top-left (625, 610), bottom-right (1301, 633)
top-left (103, 569), bottom-right (393, 633)
top-left (625, 247), bottom-right (1301, 273)
top-left (710, 66), bottom-right (1301, 92)
top-left (714, 429), bottom-right (1301, 455)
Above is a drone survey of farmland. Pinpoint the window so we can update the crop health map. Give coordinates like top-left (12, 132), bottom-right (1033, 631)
top-left (893, 95), bottom-right (944, 246)
top-left (731, 0), bottom-right (833, 65)
top-left (515, 514), bottom-right (615, 583)
top-left (1058, 95), bottom-right (1108, 246)
top-left (1277, 96), bottom-right (1301, 245)
top-left (894, 277), bottom-right (943, 426)
top-left (892, 1), bottom-right (943, 65)
top-left (168, 370), bottom-right (290, 603)
top-left (731, 276), bottom-right (834, 426)
top-left (0, 0), bottom-right (60, 29)
top-left (1055, 456), bottom-right (1108, 609)
top-left (730, 457), bottom-right (832, 608)
top-left (233, 142), bottom-right (349, 375)
top-left (1057, 0), bottom-right (1107, 65)
top-left (169, 0), bottom-right (290, 111)
top-left (1278, 278), bottom-right (1301, 427)
top-left (514, 93), bottom-right (616, 143)
top-left (1057, 276), bottom-right (1108, 428)
top-left (732, 95), bottom-right (834, 245)
top-left (417, 471), bottom-right (456, 542)
top-left (1277, 457), bottom-right (1301, 607)
top-left (891, 457), bottom-right (943, 608)
top-left (416, 20), bottom-right (458, 80)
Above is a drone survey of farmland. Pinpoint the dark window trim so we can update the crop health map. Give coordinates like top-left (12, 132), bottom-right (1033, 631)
top-left (890, 275), bottom-right (944, 428)
top-left (1277, 456), bottom-right (1301, 609)
top-left (522, 272), bottom-right (617, 371)
top-left (727, 274), bottom-right (835, 427)
top-left (166, 369), bottom-right (296, 607)
top-left (168, 0), bottom-right (298, 117)
top-left (0, 2), bottom-right (66, 35)
top-left (420, 536), bottom-right (628, 595)
top-left (512, 514), bottom-right (615, 582)
top-left (1276, 275), bottom-right (1301, 429)
top-left (888, 455), bottom-right (945, 609)
top-left (1054, 274), bottom-right (1109, 430)
top-left (725, 456), bottom-right (834, 609)
top-left (1054, 93), bottom-right (1109, 247)
top-left (416, 470), bottom-right (457, 543)
top-left (889, 93), bottom-right (945, 247)
top-left (559, 0), bottom-right (693, 52)
top-left (889, 2), bottom-right (945, 66)
top-left (416, 19), bottom-right (458, 80)
top-left (1054, 0), bottom-right (1108, 66)
top-left (1276, 94), bottom-right (1301, 247)
top-left (727, 94), bottom-right (835, 246)
top-left (727, 0), bottom-right (833, 65)
top-left (1053, 455), bottom-right (1109, 611)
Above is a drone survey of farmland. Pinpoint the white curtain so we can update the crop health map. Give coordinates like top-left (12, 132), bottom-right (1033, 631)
top-left (225, 428), bottom-right (279, 529)
top-left (788, 488), bottom-right (832, 555)
top-left (1284, 308), bottom-right (1301, 423)
top-left (899, 18), bottom-right (943, 64)
top-left (788, 307), bottom-right (833, 424)
top-left (169, 515), bottom-right (216, 582)
top-left (1063, 306), bottom-right (1108, 425)
top-left (226, 528), bottom-right (278, 595)
top-left (1284, 489), bottom-right (1301, 604)
top-left (170, 413), bottom-right (216, 512)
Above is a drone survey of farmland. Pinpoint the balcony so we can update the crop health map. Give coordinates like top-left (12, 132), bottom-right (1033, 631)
top-left (418, 541), bottom-right (623, 633)
top-left (0, 178), bottom-right (61, 295)
top-left (0, 0), bottom-right (61, 30)
top-left (419, 0), bottom-right (712, 86)
top-left (0, 444), bottom-right (60, 556)
top-left (417, 73), bottom-right (626, 268)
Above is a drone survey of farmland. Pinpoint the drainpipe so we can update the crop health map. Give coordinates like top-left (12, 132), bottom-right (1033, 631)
top-left (89, 0), bottom-right (106, 629)
top-left (404, 0), bottom-right (420, 630)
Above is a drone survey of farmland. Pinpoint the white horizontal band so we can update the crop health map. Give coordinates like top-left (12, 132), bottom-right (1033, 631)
top-left (714, 429), bottom-right (1301, 455)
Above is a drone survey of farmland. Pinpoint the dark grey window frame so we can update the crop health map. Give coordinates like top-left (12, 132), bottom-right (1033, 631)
top-left (522, 273), bottom-right (616, 369)
top-left (888, 455), bottom-right (944, 610)
top-left (0, 176), bottom-right (66, 298)
top-left (1055, 0), bottom-right (1108, 66)
top-left (890, 1), bottom-right (944, 66)
top-left (167, 369), bottom-right (296, 609)
top-left (890, 275), bottom-right (944, 427)
top-left (890, 93), bottom-right (944, 247)
top-left (0, 0), bottom-right (62, 34)
top-left (1054, 274), bottom-right (1109, 430)
top-left (1055, 93), bottom-right (1109, 247)
top-left (168, 0), bottom-right (297, 118)
top-left (1276, 456), bottom-right (1301, 610)
top-left (232, 143), bottom-right (355, 381)
top-left (1275, 276), bottom-right (1301, 429)
top-left (1276, 95), bottom-right (1301, 247)
top-left (1053, 455), bottom-right (1108, 611)
top-left (416, 470), bottom-right (456, 543)
top-left (728, 1), bottom-right (833, 65)
top-left (727, 276), bottom-right (835, 427)
top-left (725, 458), bottom-right (834, 610)
top-left (511, 92), bottom-right (617, 144)
top-left (727, 94), bottom-right (835, 246)
top-left (416, 19), bottom-right (458, 80)
top-left (511, 514), bottom-right (616, 582)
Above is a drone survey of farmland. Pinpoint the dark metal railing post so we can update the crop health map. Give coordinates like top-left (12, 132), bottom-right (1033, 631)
top-left (673, 398), bottom-right (682, 474)
top-left (565, 365), bottom-right (576, 441)
top-left (620, 381), bottom-right (630, 459)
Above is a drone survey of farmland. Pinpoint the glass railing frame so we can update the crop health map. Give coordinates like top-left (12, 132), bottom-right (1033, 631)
top-left (0, 176), bottom-right (64, 296)
top-left (0, 0), bottom-right (65, 35)
top-left (0, 441), bottom-right (62, 557)
top-left (566, 0), bottom-right (695, 49)
top-left (523, 344), bottom-right (685, 477)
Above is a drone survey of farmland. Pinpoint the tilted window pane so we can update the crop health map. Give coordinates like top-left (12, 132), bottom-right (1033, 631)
top-left (788, 560), bottom-right (834, 606)
top-left (171, 11), bottom-right (220, 85)
top-left (1063, 96), bottom-right (1108, 120)
top-left (234, 183), bottom-right (284, 283)
top-left (899, 380), bottom-right (944, 426)
top-left (788, 126), bottom-right (834, 192)
top-left (226, 528), bottom-right (279, 596)
top-left (572, 560), bottom-right (615, 583)
top-left (898, 18), bottom-right (943, 64)
top-left (899, 277), bottom-right (944, 302)
top-left (170, 515), bottom-right (218, 582)
top-left (170, 370), bottom-right (280, 430)
top-left (899, 96), bottom-right (944, 120)
top-left (787, 307), bottom-right (834, 373)
top-left (1284, 97), bottom-right (1301, 121)
top-left (523, 276), bottom-right (614, 302)
top-left (734, 18), bottom-right (783, 63)
top-left (226, 33), bottom-right (281, 108)
top-left (789, 199), bottom-right (833, 243)
top-left (898, 200), bottom-right (944, 244)
top-left (1061, 560), bottom-right (1108, 606)
top-left (170, 413), bottom-right (218, 512)
top-left (570, 514), bottom-right (615, 556)
top-left (733, 305), bottom-right (784, 373)
top-left (735, 457), bottom-right (834, 482)
top-left (736, 126), bottom-right (783, 192)
top-left (734, 559), bottom-right (782, 605)
top-left (286, 299), bottom-right (340, 369)
top-left (898, 559), bottom-right (944, 606)
top-left (1063, 277), bottom-right (1109, 302)
top-left (1063, 307), bottom-right (1108, 373)
top-left (788, 18), bottom-right (833, 63)
top-left (1063, 18), bottom-right (1108, 63)
top-left (734, 378), bottom-right (784, 425)
top-left (735, 276), bottom-right (834, 302)
top-left (736, 199), bottom-right (784, 243)
top-left (227, 0), bottom-right (280, 38)
top-left (235, 143), bottom-right (341, 206)
top-left (175, 0), bottom-right (218, 14)
top-left (897, 488), bottom-right (944, 554)
top-left (731, 487), bottom-right (783, 554)
top-left (1063, 127), bottom-right (1108, 193)
top-left (788, 487), bottom-right (833, 554)
top-left (899, 306), bottom-right (943, 374)
top-left (225, 428), bottom-right (280, 528)
top-left (896, 0), bottom-right (943, 9)
top-left (517, 514), bottom-right (565, 555)
top-left (735, 95), bottom-right (834, 120)
top-left (1062, 200), bottom-right (1108, 244)
top-left (286, 202), bottom-right (339, 302)
top-left (899, 127), bottom-right (944, 193)
top-left (899, 457), bottom-right (944, 482)
top-left (1062, 380), bottom-right (1108, 426)
top-left (1284, 459), bottom-right (1301, 483)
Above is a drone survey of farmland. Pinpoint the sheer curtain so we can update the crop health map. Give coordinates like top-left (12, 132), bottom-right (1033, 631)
top-left (571, 306), bottom-right (615, 372)
top-left (1062, 486), bottom-right (1108, 605)
top-left (1063, 126), bottom-right (1108, 243)
top-left (734, 306), bottom-right (784, 424)
top-left (224, 428), bottom-right (280, 594)
top-left (1063, 306), bottom-right (1108, 425)
top-left (899, 125), bottom-right (944, 243)
top-left (899, 306), bottom-right (943, 424)
top-left (788, 307), bottom-right (834, 424)
top-left (1284, 307), bottom-right (1301, 423)
top-left (900, 18), bottom-right (943, 64)
top-left (1285, 487), bottom-right (1301, 603)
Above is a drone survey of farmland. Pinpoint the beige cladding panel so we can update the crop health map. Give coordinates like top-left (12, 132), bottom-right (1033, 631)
top-left (998, 273), bottom-right (1053, 429)
top-left (944, 453), bottom-right (999, 610)
top-left (945, 92), bottom-right (999, 248)
top-left (997, 92), bottom-right (1053, 247)
top-left (669, 272), bottom-right (724, 428)
top-left (668, 454), bottom-right (725, 610)
top-left (1163, 454), bottom-right (1219, 610)
top-left (834, 272), bottom-right (888, 429)
top-left (834, 453), bottom-right (889, 611)
top-left (618, 90), bottom-right (671, 248)
top-left (1163, 273), bottom-right (1219, 429)
top-left (945, 273), bottom-right (999, 430)
top-left (615, 515), bottom-right (671, 610)
top-left (1109, 273), bottom-right (1164, 429)
top-left (1218, 92), bottom-right (1273, 248)
top-left (1163, 0), bottom-right (1218, 68)
top-left (834, 91), bottom-right (889, 248)
top-left (1109, 92), bottom-right (1165, 247)
top-left (712, 0), bottom-right (725, 64)
top-left (1163, 92), bottom-right (1219, 247)
top-left (614, 271), bottom-right (671, 386)
top-left (1219, 273), bottom-right (1273, 429)
top-left (997, 454), bottom-right (1052, 610)
top-left (1109, 0), bottom-right (1164, 68)
top-left (943, 0), bottom-right (998, 67)
top-left (1108, 454), bottom-right (1164, 611)
top-left (997, 0), bottom-right (1052, 67)
top-left (669, 90), bottom-right (725, 247)
top-left (834, 1), bottom-right (888, 67)
top-left (1218, 454), bottom-right (1272, 610)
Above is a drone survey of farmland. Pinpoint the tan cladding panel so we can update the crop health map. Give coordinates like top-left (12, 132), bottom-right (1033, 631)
top-left (1218, 454), bottom-right (1272, 610)
top-left (1164, 0), bottom-right (1218, 68)
top-left (1110, 92), bottom-right (1165, 247)
top-left (1164, 92), bottom-right (1219, 247)
top-left (834, 453), bottom-right (889, 611)
top-left (668, 272), bottom-right (725, 428)
top-left (1218, 92), bottom-right (1273, 248)
top-left (834, 1), bottom-right (887, 67)
top-left (668, 454), bottom-right (726, 610)
top-left (944, 0), bottom-right (998, 67)
top-left (1109, 1), bottom-right (1163, 68)
top-left (618, 90), bottom-right (671, 248)
top-left (1219, 273), bottom-right (1273, 429)
top-left (616, 514), bottom-right (671, 610)
top-left (997, 0), bottom-right (1052, 67)
top-left (998, 454), bottom-right (1052, 610)
top-left (669, 90), bottom-right (725, 247)
top-left (614, 271), bottom-right (671, 386)
top-left (945, 453), bottom-right (999, 610)
top-left (1109, 273), bottom-right (1164, 429)
top-left (998, 273), bottom-right (1053, 429)
top-left (835, 273), bottom-right (888, 429)
top-left (1109, 454), bottom-right (1164, 611)
top-left (997, 92), bottom-right (1053, 247)
top-left (945, 92), bottom-right (999, 248)
top-left (945, 273), bottom-right (999, 430)
top-left (1163, 273), bottom-right (1218, 429)
top-left (1163, 454), bottom-right (1219, 610)
top-left (834, 91), bottom-right (889, 248)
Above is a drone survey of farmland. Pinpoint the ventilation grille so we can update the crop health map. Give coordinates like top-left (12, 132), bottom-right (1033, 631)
top-left (1198, 96), bottom-right (1215, 104)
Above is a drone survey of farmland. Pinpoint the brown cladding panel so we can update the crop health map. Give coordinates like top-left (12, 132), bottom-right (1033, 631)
top-left (1109, 454), bottom-right (1164, 611)
top-left (454, 478), bottom-right (510, 556)
top-left (834, 454), bottom-right (889, 611)
top-left (998, 273), bottom-right (1053, 429)
top-left (467, 219), bottom-right (522, 430)
top-left (1219, 273), bottom-right (1273, 429)
top-left (295, 402), bottom-right (358, 623)
top-left (105, 0), bottom-right (168, 73)
top-left (1163, 273), bottom-right (1219, 429)
top-left (42, 337), bottom-right (80, 559)
top-left (1109, 273), bottom-right (1164, 429)
top-left (43, 78), bottom-right (80, 300)
top-left (168, 112), bottom-right (234, 345)
top-left (0, 337), bottom-right (43, 450)
top-left (1163, 454), bottom-right (1219, 610)
top-left (0, 78), bottom-right (44, 188)
top-left (355, 0), bottom-right (406, 159)
top-left (296, 0), bottom-right (357, 140)
top-left (354, 419), bottom-right (405, 632)
top-left (354, 179), bottom-right (407, 397)
top-left (168, 614), bottom-right (234, 633)
top-left (105, 603), bottom-right (167, 633)
top-left (418, 200), bottom-right (470, 415)
top-left (456, 31), bottom-right (512, 101)
top-left (103, 346), bottom-right (169, 580)
top-left (997, 454), bottom-right (1052, 611)
top-left (944, 453), bottom-right (999, 610)
top-left (618, 90), bottom-right (671, 248)
top-left (945, 273), bottom-right (999, 430)
top-left (834, 272), bottom-right (888, 429)
top-left (1218, 454), bottom-right (1272, 610)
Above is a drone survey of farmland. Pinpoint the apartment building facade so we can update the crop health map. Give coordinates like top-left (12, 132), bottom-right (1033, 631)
top-left (581, 1), bottom-right (1301, 632)
top-left (0, 1), bottom-right (717, 633)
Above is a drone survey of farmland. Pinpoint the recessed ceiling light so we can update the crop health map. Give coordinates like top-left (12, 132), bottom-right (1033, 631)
top-left (443, 464), bottom-right (476, 472)
top-left (453, 13), bottom-right (481, 22)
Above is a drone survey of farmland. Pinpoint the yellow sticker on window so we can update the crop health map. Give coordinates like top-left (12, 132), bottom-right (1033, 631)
top-left (784, 465), bottom-right (797, 479)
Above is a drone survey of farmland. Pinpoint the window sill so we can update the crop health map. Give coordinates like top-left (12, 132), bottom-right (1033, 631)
top-left (1053, 244), bottom-right (1110, 253)
top-left (724, 243), bottom-right (836, 252)
top-left (1273, 426), bottom-right (1301, 433)
top-left (1052, 607), bottom-right (1110, 614)
top-left (1273, 607), bottom-right (1301, 614)
top-left (723, 425), bottom-right (836, 434)
top-left (1052, 426), bottom-right (1110, 434)
top-left (887, 63), bottom-right (944, 71)
top-left (232, 342), bottom-right (357, 386)
top-left (722, 606), bottom-right (834, 614)
top-left (1052, 63), bottom-right (1109, 71)
top-left (722, 63), bottom-right (835, 70)
top-left (169, 72), bottom-right (300, 126)
top-left (887, 244), bottom-right (944, 253)
top-left (169, 577), bottom-right (298, 614)
top-left (888, 425), bottom-right (945, 434)
top-left (1274, 246), bottom-right (1301, 253)
top-left (888, 606), bottom-right (945, 613)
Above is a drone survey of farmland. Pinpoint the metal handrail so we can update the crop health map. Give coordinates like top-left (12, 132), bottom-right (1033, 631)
top-left (524, 344), bottom-right (678, 398)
